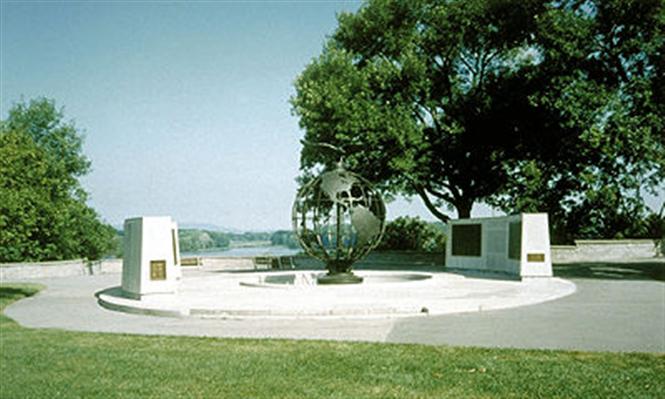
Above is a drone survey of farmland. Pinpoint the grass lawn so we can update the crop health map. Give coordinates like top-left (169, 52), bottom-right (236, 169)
top-left (1, 284), bottom-right (663, 398)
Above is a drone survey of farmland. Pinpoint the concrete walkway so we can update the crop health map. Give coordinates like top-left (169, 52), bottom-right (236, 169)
top-left (4, 269), bottom-right (664, 353)
top-left (388, 278), bottom-right (665, 352)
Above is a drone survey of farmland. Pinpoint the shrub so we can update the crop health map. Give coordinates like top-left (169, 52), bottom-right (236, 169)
top-left (377, 216), bottom-right (446, 252)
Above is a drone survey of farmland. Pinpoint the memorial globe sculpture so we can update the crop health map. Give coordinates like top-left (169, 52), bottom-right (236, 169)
top-left (292, 145), bottom-right (386, 284)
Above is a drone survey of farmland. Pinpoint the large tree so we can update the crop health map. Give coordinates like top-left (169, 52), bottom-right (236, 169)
top-left (486, 0), bottom-right (665, 241)
top-left (0, 98), bottom-right (115, 262)
top-left (292, 0), bottom-right (664, 240)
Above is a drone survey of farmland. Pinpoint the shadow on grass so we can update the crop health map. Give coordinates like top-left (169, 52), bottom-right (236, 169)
top-left (554, 261), bottom-right (665, 282)
top-left (0, 286), bottom-right (40, 300)
top-left (0, 284), bottom-right (43, 316)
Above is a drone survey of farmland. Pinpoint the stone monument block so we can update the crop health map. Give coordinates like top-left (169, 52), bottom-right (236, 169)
top-left (122, 216), bottom-right (181, 298)
top-left (446, 213), bottom-right (552, 278)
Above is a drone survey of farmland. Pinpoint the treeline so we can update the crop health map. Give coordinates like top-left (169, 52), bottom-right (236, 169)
top-left (106, 218), bottom-right (451, 258)
top-left (178, 230), bottom-right (231, 252)
top-left (270, 230), bottom-right (301, 249)
top-left (110, 230), bottom-right (281, 255)
top-left (177, 230), bottom-right (274, 253)
top-left (110, 219), bottom-right (446, 257)
top-left (110, 213), bottom-right (664, 258)
top-left (272, 217), bottom-right (447, 253)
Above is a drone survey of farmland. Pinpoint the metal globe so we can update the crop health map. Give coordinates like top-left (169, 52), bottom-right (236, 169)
top-left (292, 164), bottom-right (386, 284)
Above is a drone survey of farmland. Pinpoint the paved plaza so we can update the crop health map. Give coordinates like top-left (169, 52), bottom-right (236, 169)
top-left (96, 270), bottom-right (575, 318)
top-left (5, 262), bottom-right (664, 353)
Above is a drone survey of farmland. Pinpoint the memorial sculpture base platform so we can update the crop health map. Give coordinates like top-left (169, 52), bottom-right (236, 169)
top-left (97, 270), bottom-right (576, 319)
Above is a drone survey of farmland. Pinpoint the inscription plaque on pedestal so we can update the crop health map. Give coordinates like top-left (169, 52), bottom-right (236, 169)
top-left (150, 260), bottom-right (167, 280)
top-left (527, 253), bottom-right (545, 262)
top-left (121, 216), bottom-right (181, 298)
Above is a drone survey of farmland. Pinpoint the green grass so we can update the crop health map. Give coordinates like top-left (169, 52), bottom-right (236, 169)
top-left (1, 284), bottom-right (663, 398)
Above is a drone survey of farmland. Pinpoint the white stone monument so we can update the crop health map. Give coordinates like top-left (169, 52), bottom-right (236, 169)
top-left (122, 216), bottom-right (181, 299)
top-left (446, 213), bottom-right (552, 278)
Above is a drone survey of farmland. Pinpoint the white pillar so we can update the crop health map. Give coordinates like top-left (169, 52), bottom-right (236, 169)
top-left (121, 216), bottom-right (181, 298)
top-left (519, 213), bottom-right (553, 278)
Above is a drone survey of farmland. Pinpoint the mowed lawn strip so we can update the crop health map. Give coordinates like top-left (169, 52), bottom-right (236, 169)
top-left (1, 284), bottom-right (663, 398)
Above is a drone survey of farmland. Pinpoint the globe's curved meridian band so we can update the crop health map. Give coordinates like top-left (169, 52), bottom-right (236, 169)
top-left (292, 166), bottom-right (386, 284)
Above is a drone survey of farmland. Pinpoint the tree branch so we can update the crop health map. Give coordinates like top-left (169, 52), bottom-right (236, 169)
top-left (459, 50), bottom-right (476, 74)
top-left (424, 183), bottom-right (455, 203)
top-left (477, 49), bottom-right (498, 87)
top-left (415, 101), bottom-right (442, 132)
top-left (429, 177), bottom-right (462, 203)
top-left (413, 106), bottom-right (429, 127)
top-left (414, 185), bottom-right (451, 222)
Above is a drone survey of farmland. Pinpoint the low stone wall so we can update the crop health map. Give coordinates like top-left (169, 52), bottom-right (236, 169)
top-left (0, 256), bottom-right (279, 280)
top-left (551, 239), bottom-right (660, 263)
top-left (200, 257), bottom-right (256, 271)
top-left (0, 258), bottom-right (124, 281)
top-left (550, 246), bottom-right (579, 264)
top-left (1, 259), bottom-right (89, 280)
top-left (93, 259), bottom-right (123, 274)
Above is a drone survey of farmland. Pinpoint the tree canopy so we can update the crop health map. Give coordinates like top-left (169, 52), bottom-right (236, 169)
top-left (178, 229), bottom-right (231, 253)
top-left (292, 0), bottom-right (664, 241)
top-left (0, 98), bottom-right (115, 262)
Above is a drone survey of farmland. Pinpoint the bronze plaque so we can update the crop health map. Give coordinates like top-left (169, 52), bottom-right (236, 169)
top-left (452, 224), bottom-right (482, 257)
top-left (527, 253), bottom-right (545, 262)
top-left (150, 260), bottom-right (167, 280)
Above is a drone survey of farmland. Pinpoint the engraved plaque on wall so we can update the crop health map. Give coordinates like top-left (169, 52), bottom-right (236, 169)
top-left (527, 253), bottom-right (545, 262)
top-left (171, 229), bottom-right (179, 265)
top-left (451, 224), bottom-right (482, 257)
top-left (150, 260), bottom-right (167, 280)
top-left (508, 221), bottom-right (522, 260)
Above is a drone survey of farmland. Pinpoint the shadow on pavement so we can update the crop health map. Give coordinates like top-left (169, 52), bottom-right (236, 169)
top-left (554, 261), bottom-right (665, 282)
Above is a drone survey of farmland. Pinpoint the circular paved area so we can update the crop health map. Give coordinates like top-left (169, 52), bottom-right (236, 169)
top-left (96, 270), bottom-right (575, 318)
top-left (4, 265), bottom-right (664, 353)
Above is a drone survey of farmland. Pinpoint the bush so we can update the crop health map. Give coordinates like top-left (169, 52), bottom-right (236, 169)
top-left (377, 217), bottom-right (446, 252)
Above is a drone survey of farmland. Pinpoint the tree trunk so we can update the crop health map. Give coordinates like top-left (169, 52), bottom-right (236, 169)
top-left (456, 202), bottom-right (472, 219)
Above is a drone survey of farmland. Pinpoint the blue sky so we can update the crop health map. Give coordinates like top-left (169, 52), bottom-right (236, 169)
top-left (1, 1), bottom-right (661, 231)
